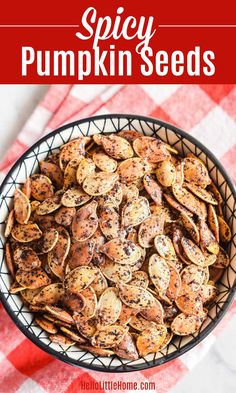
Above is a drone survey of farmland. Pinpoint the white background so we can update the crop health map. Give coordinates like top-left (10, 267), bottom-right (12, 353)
top-left (0, 85), bottom-right (235, 393)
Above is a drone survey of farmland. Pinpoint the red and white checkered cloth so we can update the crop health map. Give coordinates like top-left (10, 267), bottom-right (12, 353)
top-left (0, 84), bottom-right (236, 393)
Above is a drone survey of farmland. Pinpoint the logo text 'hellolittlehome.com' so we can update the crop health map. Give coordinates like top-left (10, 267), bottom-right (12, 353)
top-left (21, 6), bottom-right (216, 80)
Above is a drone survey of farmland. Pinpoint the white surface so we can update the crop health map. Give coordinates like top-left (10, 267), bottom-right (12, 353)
top-left (0, 85), bottom-right (235, 392)
top-left (0, 85), bottom-right (48, 158)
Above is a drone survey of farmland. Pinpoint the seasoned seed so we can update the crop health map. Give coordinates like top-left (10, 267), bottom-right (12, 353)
top-left (72, 200), bottom-right (98, 242)
top-left (218, 216), bottom-right (232, 242)
top-left (97, 287), bottom-right (122, 327)
top-left (138, 214), bottom-right (165, 248)
top-left (143, 174), bottom-right (162, 205)
top-left (31, 174), bottom-right (54, 201)
top-left (40, 161), bottom-right (63, 189)
top-left (93, 150), bottom-right (117, 172)
top-left (171, 313), bottom-right (206, 335)
top-left (64, 266), bottom-right (99, 294)
top-left (183, 157), bottom-right (211, 188)
top-left (149, 254), bottom-right (170, 292)
top-left (14, 189), bottom-right (31, 225)
top-left (118, 157), bottom-right (149, 183)
top-left (118, 282), bottom-right (155, 309)
top-left (61, 187), bottom-right (91, 208)
top-left (91, 325), bottom-right (128, 348)
top-left (33, 283), bottom-right (64, 305)
top-left (11, 223), bottom-right (42, 243)
top-left (35, 317), bottom-right (58, 334)
top-left (122, 197), bottom-right (150, 229)
top-left (136, 324), bottom-right (167, 356)
top-left (97, 134), bottom-right (134, 160)
top-left (156, 160), bottom-right (176, 187)
top-left (16, 268), bottom-right (51, 289)
top-left (76, 157), bottom-right (96, 184)
top-left (83, 172), bottom-right (119, 196)
top-left (133, 136), bottom-right (171, 163)
top-left (14, 247), bottom-right (41, 271)
top-left (5, 209), bottom-right (15, 237)
top-left (100, 238), bottom-right (142, 264)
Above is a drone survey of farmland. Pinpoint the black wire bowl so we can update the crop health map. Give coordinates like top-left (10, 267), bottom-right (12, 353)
top-left (0, 114), bottom-right (235, 372)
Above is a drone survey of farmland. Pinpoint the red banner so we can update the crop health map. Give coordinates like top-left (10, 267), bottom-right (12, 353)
top-left (1, 0), bottom-right (236, 83)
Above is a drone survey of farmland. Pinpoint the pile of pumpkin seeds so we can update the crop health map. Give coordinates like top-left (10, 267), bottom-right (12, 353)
top-left (4, 130), bottom-right (231, 359)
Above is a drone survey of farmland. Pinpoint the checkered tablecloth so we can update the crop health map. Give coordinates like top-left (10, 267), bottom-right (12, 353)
top-left (0, 84), bottom-right (235, 393)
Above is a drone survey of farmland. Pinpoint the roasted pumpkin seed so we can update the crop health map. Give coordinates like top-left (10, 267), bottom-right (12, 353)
top-left (118, 282), bottom-right (154, 309)
top-left (40, 161), bottom-right (63, 189)
top-left (5, 242), bottom-right (15, 277)
top-left (64, 266), bottom-right (99, 294)
top-left (181, 237), bottom-right (206, 266)
top-left (138, 214), bottom-right (165, 248)
top-left (185, 183), bottom-right (218, 205)
top-left (171, 313), bottom-right (206, 335)
top-left (172, 184), bottom-right (202, 217)
top-left (149, 254), bottom-right (170, 293)
top-left (4, 209), bottom-right (15, 237)
top-left (36, 192), bottom-right (62, 215)
top-left (99, 204), bottom-right (124, 240)
top-left (31, 174), bottom-right (54, 201)
top-left (59, 137), bottom-right (90, 170)
top-left (63, 158), bottom-right (82, 189)
top-left (67, 240), bottom-right (95, 269)
top-left (16, 268), bottom-right (51, 289)
top-left (14, 189), bottom-right (31, 225)
top-left (129, 314), bottom-right (157, 331)
top-left (128, 271), bottom-right (149, 289)
top-left (75, 287), bottom-right (97, 321)
top-left (164, 193), bottom-right (193, 216)
top-left (83, 172), bottom-right (119, 196)
top-left (208, 205), bottom-right (220, 243)
top-left (113, 332), bottom-right (139, 360)
top-left (218, 216), bottom-right (232, 242)
top-left (143, 174), bottom-right (162, 205)
top-left (122, 197), bottom-right (150, 229)
top-left (35, 317), bottom-right (58, 334)
top-left (72, 200), bottom-right (98, 242)
top-left (61, 187), bottom-right (91, 208)
top-left (97, 287), bottom-right (122, 327)
top-left (156, 160), bottom-right (176, 187)
top-left (118, 157), bottom-right (149, 183)
top-left (100, 238), bottom-right (142, 264)
top-left (21, 177), bottom-right (31, 199)
top-left (91, 325), bottom-right (128, 348)
top-left (181, 212), bottom-right (200, 244)
top-left (136, 324), bottom-right (167, 356)
top-left (214, 247), bottom-right (230, 268)
top-left (96, 134), bottom-right (134, 160)
top-left (140, 298), bottom-right (164, 324)
top-left (181, 265), bottom-right (206, 292)
top-left (154, 235), bottom-right (176, 260)
top-left (14, 247), bottom-right (41, 271)
top-left (198, 284), bottom-right (217, 304)
top-left (76, 157), bottom-right (96, 184)
top-left (175, 291), bottom-right (204, 316)
top-left (183, 157), bottom-right (211, 188)
top-left (11, 223), bottom-right (42, 243)
top-left (133, 136), bottom-right (171, 163)
top-left (93, 150), bottom-right (117, 172)
top-left (33, 283), bottom-right (64, 305)
top-left (101, 258), bottom-right (132, 283)
top-left (45, 305), bottom-right (74, 324)
top-left (49, 333), bottom-right (75, 347)
top-left (199, 219), bottom-right (220, 255)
